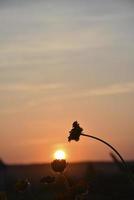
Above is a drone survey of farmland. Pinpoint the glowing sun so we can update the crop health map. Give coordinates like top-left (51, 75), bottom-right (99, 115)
top-left (54, 150), bottom-right (66, 160)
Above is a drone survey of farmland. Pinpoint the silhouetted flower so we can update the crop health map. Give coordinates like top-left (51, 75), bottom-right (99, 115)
top-left (15, 179), bottom-right (30, 193)
top-left (40, 176), bottom-right (55, 184)
top-left (68, 121), bottom-right (83, 142)
top-left (51, 159), bottom-right (67, 173)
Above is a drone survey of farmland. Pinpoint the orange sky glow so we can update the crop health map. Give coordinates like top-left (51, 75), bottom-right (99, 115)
top-left (0, 0), bottom-right (134, 164)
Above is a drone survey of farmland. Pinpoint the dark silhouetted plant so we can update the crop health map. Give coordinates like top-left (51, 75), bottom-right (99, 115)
top-left (51, 159), bottom-right (67, 173)
top-left (68, 121), bottom-right (134, 186)
top-left (15, 179), bottom-right (30, 193)
top-left (40, 176), bottom-right (55, 184)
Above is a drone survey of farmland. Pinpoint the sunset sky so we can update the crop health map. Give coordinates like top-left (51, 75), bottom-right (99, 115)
top-left (0, 0), bottom-right (134, 164)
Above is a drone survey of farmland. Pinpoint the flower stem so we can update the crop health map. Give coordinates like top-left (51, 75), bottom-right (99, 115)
top-left (81, 133), bottom-right (134, 186)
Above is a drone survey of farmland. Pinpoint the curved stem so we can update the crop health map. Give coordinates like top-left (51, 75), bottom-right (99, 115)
top-left (81, 133), bottom-right (134, 185)
top-left (81, 133), bottom-right (127, 169)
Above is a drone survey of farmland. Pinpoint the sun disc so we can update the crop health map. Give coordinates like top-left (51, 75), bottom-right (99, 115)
top-left (54, 150), bottom-right (66, 160)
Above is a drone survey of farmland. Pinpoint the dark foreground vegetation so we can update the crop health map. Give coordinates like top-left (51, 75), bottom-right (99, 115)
top-left (0, 161), bottom-right (134, 200)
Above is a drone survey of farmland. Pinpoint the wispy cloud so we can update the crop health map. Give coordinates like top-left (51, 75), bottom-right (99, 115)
top-left (0, 83), bottom-right (62, 92)
top-left (79, 82), bottom-right (134, 97)
top-left (55, 82), bottom-right (134, 101)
